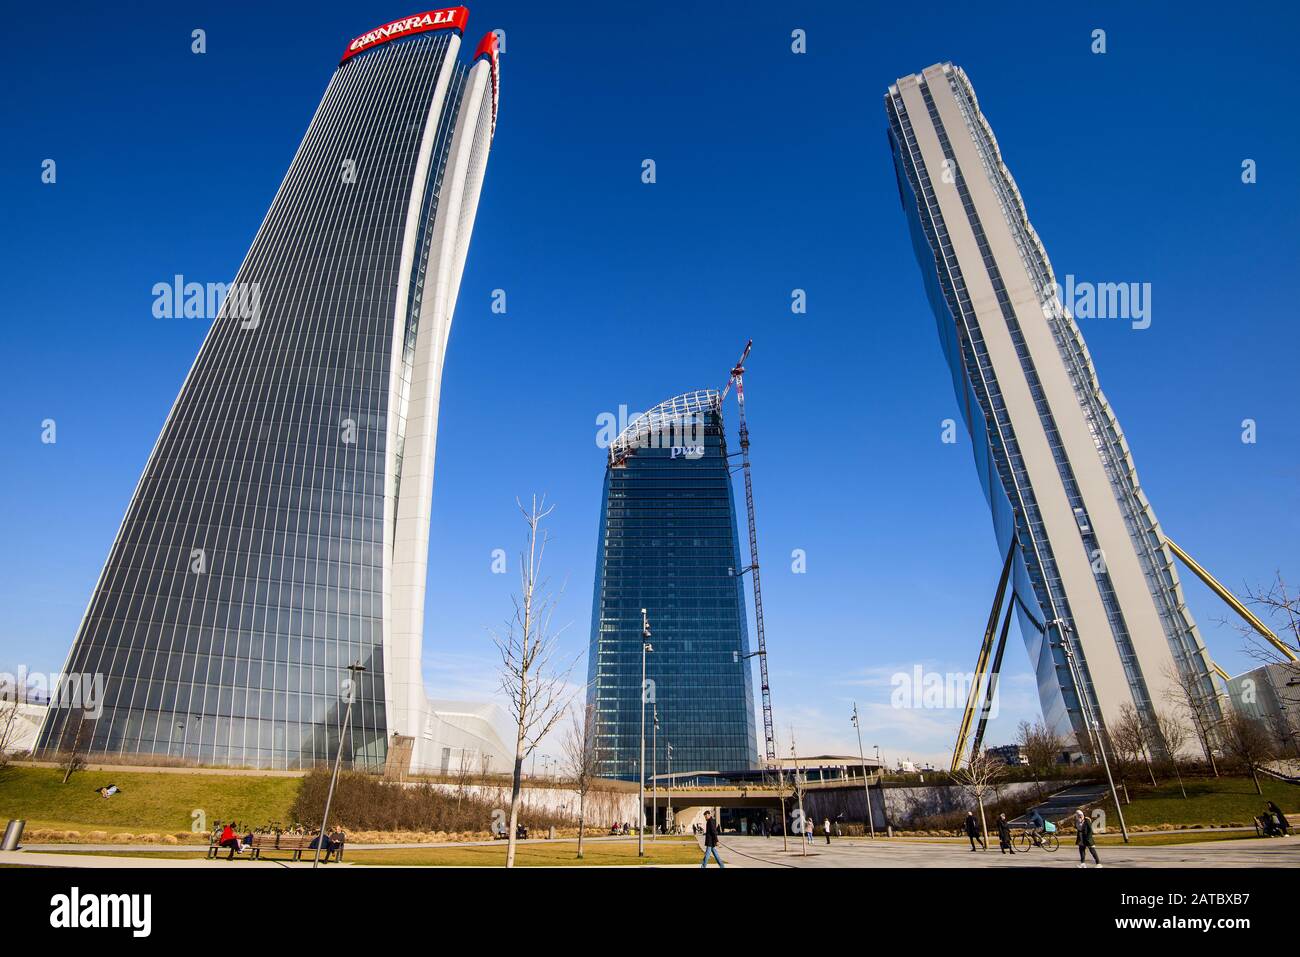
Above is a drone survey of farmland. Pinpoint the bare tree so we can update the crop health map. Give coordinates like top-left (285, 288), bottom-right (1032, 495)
top-left (1162, 661), bottom-right (1221, 775)
top-left (1222, 572), bottom-right (1300, 665)
top-left (1220, 710), bottom-right (1277, 795)
top-left (1018, 720), bottom-right (1064, 799)
top-left (561, 700), bottom-right (599, 859)
top-left (1151, 709), bottom-right (1189, 799)
top-left (59, 710), bottom-right (90, 784)
top-left (0, 698), bottom-right (21, 772)
top-left (1111, 703), bottom-right (1157, 787)
top-left (954, 752), bottom-right (1004, 849)
top-left (491, 495), bottom-right (577, 868)
top-left (1221, 572), bottom-right (1300, 755)
top-left (453, 747), bottom-right (475, 816)
top-left (764, 762), bottom-right (792, 852)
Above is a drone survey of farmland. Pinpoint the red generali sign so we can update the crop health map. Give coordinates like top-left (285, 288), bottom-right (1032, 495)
top-left (340, 7), bottom-right (469, 63)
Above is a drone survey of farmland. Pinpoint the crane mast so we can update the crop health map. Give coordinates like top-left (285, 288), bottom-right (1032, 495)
top-left (723, 340), bottom-right (777, 763)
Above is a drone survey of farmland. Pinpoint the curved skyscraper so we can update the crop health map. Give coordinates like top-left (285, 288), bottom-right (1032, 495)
top-left (886, 63), bottom-right (1222, 751)
top-left (37, 8), bottom-right (501, 771)
top-left (587, 392), bottom-right (760, 780)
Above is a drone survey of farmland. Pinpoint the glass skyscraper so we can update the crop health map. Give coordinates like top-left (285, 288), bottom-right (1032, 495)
top-left (587, 391), bottom-right (760, 780)
top-left (36, 8), bottom-right (501, 771)
top-left (886, 63), bottom-right (1222, 751)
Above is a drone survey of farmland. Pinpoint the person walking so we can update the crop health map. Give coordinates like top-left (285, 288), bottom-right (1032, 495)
top-left (700, 811), bottom-right (724, 868)
top-left (996, 813), bottom-right (1016, 854)
top-left (823, 817), bottom-right (832, 845)
top-left (964, 811), bottom-right (985, 851)
top-left (1074, 809), bottom-right (1100, 868)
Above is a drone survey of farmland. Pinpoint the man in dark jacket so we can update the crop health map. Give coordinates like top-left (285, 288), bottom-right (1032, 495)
top-left (1074, 809), bottom-right (1100, 867)
top-left (964, 811), bottom-right (985, 851)
top-left (996, 813), bottom-right (1015, 854)
top-left (700, 811), bottom-right (724, 868)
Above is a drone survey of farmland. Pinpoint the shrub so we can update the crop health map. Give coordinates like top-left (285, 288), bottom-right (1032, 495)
top-left (288, 769), bottom-right (576, 836)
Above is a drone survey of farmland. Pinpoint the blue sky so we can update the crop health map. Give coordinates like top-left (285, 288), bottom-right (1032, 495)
top-left (2, 1), bottom-right (1297, 766)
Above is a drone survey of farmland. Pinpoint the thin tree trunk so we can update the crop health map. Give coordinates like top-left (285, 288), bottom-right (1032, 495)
top-left (978, 797), bottom-right (989, 851)
top-left (577, 788), bottom-right (586, 859)
top-left (506, 751), bottom-right (524, 868)
top-left (1251, 766), bottom-right (1262, 795)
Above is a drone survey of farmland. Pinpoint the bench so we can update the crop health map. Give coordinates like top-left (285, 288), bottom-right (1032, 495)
top-left (206, 833), bottom-right (345, 862)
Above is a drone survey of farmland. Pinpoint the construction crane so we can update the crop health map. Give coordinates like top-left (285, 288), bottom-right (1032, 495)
top-left (721, 340), bottom-right (777, 762)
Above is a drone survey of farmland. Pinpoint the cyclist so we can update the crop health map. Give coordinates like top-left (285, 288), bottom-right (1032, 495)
top-left (1027, 809), bottom-right (1046, 848)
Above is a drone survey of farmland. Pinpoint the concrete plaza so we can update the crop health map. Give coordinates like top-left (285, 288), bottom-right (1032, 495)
top-left (710, 834), bottom-right (1300, 868)
top-left (2, 834), bottom-right (1297, 868)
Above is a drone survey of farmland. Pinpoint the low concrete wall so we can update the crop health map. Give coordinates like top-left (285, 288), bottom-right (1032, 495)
top-left (801, 779), bottom-right (1075, 829)
top-left (413, 781), bottom-right (642, 827)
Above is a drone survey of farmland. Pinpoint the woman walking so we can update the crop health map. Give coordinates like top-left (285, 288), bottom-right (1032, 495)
top-left (1074, 809), bottom-right (1100, 868)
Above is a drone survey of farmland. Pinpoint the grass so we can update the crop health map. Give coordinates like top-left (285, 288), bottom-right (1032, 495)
top-left (43, 850), bottom-right (212, 859)
top-left (36, 839), bottom-right (703, 866)
top-left (1091, 830), bottom-right (1269, 847)
top-left (1099, 774), bottom-right (1298, 828)
top-left (345, 839), bottom-right (700, 866)
top-left (0, 765), bottom-right (300, 836)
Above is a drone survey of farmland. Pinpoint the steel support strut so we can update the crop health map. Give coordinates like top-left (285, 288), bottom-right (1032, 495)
top-left (951, 537), bottom-right (1017, 772)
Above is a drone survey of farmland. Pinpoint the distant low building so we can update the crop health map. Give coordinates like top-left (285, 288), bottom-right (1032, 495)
top-left (986, 744), bottom-right (1028, 766)
top-left (1227, 662), bottom-right (1300, 757)
top-left (423, 699), bottom-right (513, 775)
top-left (0, 700), bottom-right (49, 756)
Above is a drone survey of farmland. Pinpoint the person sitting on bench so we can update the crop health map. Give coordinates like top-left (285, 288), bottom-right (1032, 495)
top-left (308, 831), bottom-right (337, 862)
top-left (217, 822), bottom-right (242, 860)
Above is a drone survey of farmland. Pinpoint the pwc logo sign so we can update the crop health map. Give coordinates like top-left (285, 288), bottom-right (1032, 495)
top-left (340, 7), bottom-right (469, 64)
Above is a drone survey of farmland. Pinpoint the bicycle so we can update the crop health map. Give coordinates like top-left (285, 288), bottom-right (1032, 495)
top-left (1254, 815), bottom-right (1284, 838)
top-left (1015, 827), bottom-right (1060, 852)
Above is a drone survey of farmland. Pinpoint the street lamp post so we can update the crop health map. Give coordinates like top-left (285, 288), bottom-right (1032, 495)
top-left (314, 661), bottom-right (364, 869)
top-left (651, 705), bottom-right (659, 841)
top-left (851, 702), bottom-right (875, 839)
top-left (790, 732), bottom-right (807, 858)
top-left (1049, 618), bottom-right (1129, 843)
top-left (639, 608), bottom-right (653, 858)
top-left (666, 742), bottom-right (673, 833)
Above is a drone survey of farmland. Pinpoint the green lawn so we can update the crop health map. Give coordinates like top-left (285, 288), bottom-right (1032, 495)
top-left (347, 839), bottom-right (700, 866)
top-left (1101, 774), bottom-right (1298, 828)
top-left (1092, 829), bottom-right (1266, 847)
top-left (38, 839), bottom-right (702, 866)
top-left (0, 765), bottom-right (300, 836)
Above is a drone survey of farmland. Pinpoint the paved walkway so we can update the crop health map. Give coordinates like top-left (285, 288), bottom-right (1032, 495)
top-left (1009, 782), bottom-right (1110, 825)
top-left (712, 834), bottom-right (1300, 868)
top-left (6, 834), bottom-right (1296, 869)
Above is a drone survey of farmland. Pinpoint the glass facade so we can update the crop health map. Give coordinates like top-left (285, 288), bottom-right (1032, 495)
top-left (886, 63), bottom-right (1221, 745)
top-left (587, 394), bottom-right (759, 780)
top-left (37, 24), bottom-right (496, 769)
